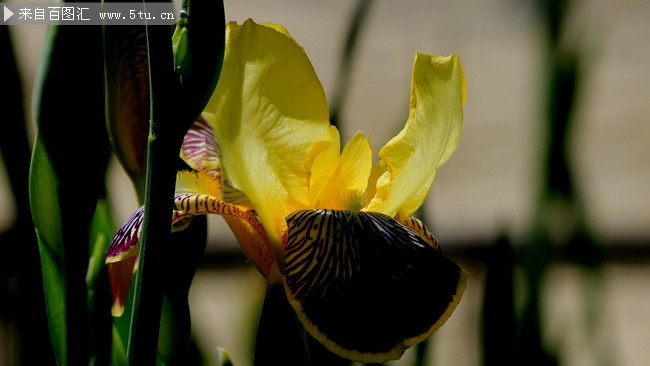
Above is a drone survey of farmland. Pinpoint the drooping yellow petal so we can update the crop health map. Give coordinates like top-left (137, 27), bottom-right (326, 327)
top-left (367, 54), bottom-right (465, 218)
top-left (202, 19), bottom-right (332, 254)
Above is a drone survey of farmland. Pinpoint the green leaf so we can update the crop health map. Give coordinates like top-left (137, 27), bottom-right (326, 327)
top-left (29, 134), bottom-right (63, 250)
top-left (111, 325), bottom-right (129, 366)
top-left (87, 199), bottom-right (114, 289)
top-left (35, 229), bottom-right (67, 365)
top-left (87, 199), bottom-right (116, 366)
top-left (30, 19), bottom-right (110, 365)
top-left (30, 135), bottom-right (67, 365)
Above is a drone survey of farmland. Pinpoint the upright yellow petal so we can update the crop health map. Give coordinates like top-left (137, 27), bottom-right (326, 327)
top-left (367, 54), bottom-right (465, 218)
top-left (364, 160), bottom-right (387, 207)
top-left (308, 128), bottom-right (371, 211)
top-left (259, 22), bottom-right (292, 38)
top-left (338, 131), bottom-right (372, 193)
top-left (309, 126), bottom-right (341, 193)
top-left (202, 20), bottom-right (332, 254)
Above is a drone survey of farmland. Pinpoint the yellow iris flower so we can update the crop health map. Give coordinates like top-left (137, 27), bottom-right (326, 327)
top-left (106, 19), bottom-right (467, 362)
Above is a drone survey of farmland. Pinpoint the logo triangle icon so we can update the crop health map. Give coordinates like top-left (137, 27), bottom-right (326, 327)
top-left (4, 6), bottom-right (14, 22)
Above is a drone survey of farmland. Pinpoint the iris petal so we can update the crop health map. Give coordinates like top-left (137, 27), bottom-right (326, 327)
top-left (107, 256), bottom-right (138, 316)
top-left (105, 207), bottom-right (143, 316)
top-left (105, 178), bottom-right (274, 315)
top-left (105, 26), bottom-right (149, 186)
top-left (400, 215), bottom-right (440, 251)
top-left (368, 54), bottom-right (465, 218)
top-left (337, 131), bottom-right (372, 193)
top-left (309, 127), bottom-right (372, 210)
top-left (309, 126), bottom-right (341, 198)
top-left (202, 19), bottom-right (332, 257)
top-left (283, 209), bottom-right (467, 362)
top-left (180, 117), bottom-right (222, 183)
top-left (105, 207), bottom-right (144, 264)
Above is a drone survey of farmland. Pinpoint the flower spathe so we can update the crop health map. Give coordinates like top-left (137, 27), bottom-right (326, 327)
top-left (106, 19), bottom-right (468, 362)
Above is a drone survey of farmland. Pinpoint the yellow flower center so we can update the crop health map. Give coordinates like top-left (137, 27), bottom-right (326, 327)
top-left (309, 175), bottom-right (366, 212)
top-left (306, 127), bottom-right (373, 212)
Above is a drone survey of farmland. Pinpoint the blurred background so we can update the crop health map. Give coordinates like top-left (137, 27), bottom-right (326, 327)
top-left (1, 0), bottom-right (649, 365)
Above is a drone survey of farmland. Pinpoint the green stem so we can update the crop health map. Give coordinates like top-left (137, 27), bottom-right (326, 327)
top-left (254, 285), bottom-right (311, 365)
top-left (127, 10), bottom-right (182, 365)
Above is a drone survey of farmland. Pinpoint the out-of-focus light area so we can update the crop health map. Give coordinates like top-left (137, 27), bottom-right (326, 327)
top-left (1, 0), bottom-right (649, 365)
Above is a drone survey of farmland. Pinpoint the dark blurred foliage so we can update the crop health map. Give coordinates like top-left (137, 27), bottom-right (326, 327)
top-left (482, 234), bottom-right (516, 366)
top-left (160, 216), bottom-right (208, 366)
top-left (0, 22), bottom-right (56, 366)
top-left (30, 15), bottom-right (113, 364)
top-left (514, 0), bottom-right (604, 365)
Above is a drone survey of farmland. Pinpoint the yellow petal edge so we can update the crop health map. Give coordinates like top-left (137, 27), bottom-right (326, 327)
top-left (367, 53), bottom-right (465, 218)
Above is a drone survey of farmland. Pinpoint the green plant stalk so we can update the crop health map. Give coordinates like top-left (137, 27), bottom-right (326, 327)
top-left (158, 217), bottom-right (207, 365)
top-left (116, 0), bottom-right (224, 361)
top-left (127, 17), bottom-right (183, 366)
top-left (254, 285), bottom-right (311, 365)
